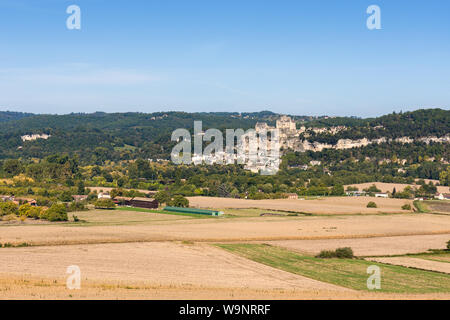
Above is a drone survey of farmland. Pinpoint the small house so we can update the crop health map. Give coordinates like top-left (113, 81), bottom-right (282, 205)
top-left (435, 193), bottom-right (450, 201)
top-left (98, 192), bottom-right (111, 199)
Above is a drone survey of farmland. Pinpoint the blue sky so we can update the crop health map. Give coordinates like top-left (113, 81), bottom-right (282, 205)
top-left (1, 0), bottom-right (449, 116)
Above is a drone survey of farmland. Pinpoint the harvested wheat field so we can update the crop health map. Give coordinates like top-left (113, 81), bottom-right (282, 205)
top-left (345, 182), bottom-right (450, 194)
top-left (188, 196), bottom-right (414, 214)
top-left (3, 273), bottom-right (449, 300)
top-left (267, 234), bottom-right (450, 257)
top-left (367, 257), bottom-right (450, 274)
top-left (0, 242), bottom-right (349, 299)
top-left (1, 242), bottom-right (449, 300)
top-left (1, 213), bottom-right (450, 245)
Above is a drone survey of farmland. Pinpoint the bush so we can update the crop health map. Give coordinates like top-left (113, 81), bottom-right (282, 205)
top-left (94, 198), bottom-right (115, 209)
top-left (447, 240), bottom-right (450, 250)
top-left (0, 201), bottom-right (18, 216)
top-left (364, 184), bottom-right (381, 193)
top-left (18, 204), bottom-right (42, 219)
top-left (68, 201), bottom-right (88, 212)
top-left (316, 247), bottom-right (354, 259)
top-left (316, 250), bottom-right (336, 258)
top-left (44, 203), bottom-right (68, 221)
top-left (335, 247), bottom-right (354, 258)
top-left (367, 201), bottom-right (377, 208)
top-left (401, 204), bottom-right (412, 210)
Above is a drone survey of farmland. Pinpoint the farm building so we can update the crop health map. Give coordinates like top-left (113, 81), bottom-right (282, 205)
top-left (164, 206), bottom-right (224, 216)
top-left (130, 197), bottom-right (159, 209)
top-left (113, 196), bottom-right (132, 206)
top-left (286, 193), bottom-right (298, 199)
top-left (113, 196), bottom-right (158, 208)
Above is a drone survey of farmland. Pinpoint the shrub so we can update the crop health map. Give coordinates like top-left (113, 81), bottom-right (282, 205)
top-left (367, 201), bottom-right (377, 208)
top-left (401, 204), bottom-right (412, 210)
top-left (316, 250), bottom-right (336, 258)
top-left (94, 198), bottom-right (115, 209)
top-left (316, 247), bottom-right (354, 259)
top-left (1, 214), bottom-right (18, 222)
top-left (44, 203), bottom-right (68, 221)
top-left (447, 240), bottom-right (450, 250)
top-left (335, 247), bottom-right (354, 258)
top-left (364, 184), bottom-right (382, 193)
top-left (18, 203), bottom-right (32, 217)
top-left (0, 201), bottom-right (18, 216)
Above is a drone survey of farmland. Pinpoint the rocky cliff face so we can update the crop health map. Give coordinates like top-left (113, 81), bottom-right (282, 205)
top-left (291, 135), bottom-right (450, 152)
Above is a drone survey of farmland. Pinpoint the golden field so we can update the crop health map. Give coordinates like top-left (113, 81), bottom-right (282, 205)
top-left (0, 197), bottom-right (449, 300)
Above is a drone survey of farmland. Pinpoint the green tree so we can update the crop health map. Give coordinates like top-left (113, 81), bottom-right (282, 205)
top-left (330, 184), bottom-right (344, 196)
top-left (168, 195), bottom-right (189, 208)
top-left (44, 203), bottom-right (68, 221)
top-left (94, 199), bottom-right (116, 209)
top-left (154, 190), bottom-right (171, 205)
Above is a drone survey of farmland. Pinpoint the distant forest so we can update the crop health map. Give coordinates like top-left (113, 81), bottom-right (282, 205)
top-left (0, 108), bottom-right (448, 165)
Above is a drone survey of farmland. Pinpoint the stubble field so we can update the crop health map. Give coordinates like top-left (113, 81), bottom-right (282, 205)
top-left (1, 197), bottom-right (449, 300)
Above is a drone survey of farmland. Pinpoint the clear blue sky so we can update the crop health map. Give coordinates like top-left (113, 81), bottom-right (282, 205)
top-left (1, 0), bottom-right (449, 116)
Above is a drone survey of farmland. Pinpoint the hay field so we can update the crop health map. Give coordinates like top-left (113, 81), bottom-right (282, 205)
top-left (188, 196), bottom-right (413, 214)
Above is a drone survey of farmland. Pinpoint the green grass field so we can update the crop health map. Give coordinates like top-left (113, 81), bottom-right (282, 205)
top-left (413, 200), bottom-right (431, 213)
top-left (66, 207), bottom-right (212, 226)
top-left (114, 206), bottom-right (215, 218)
top-left (216, 243), bottom-right (450, 293)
